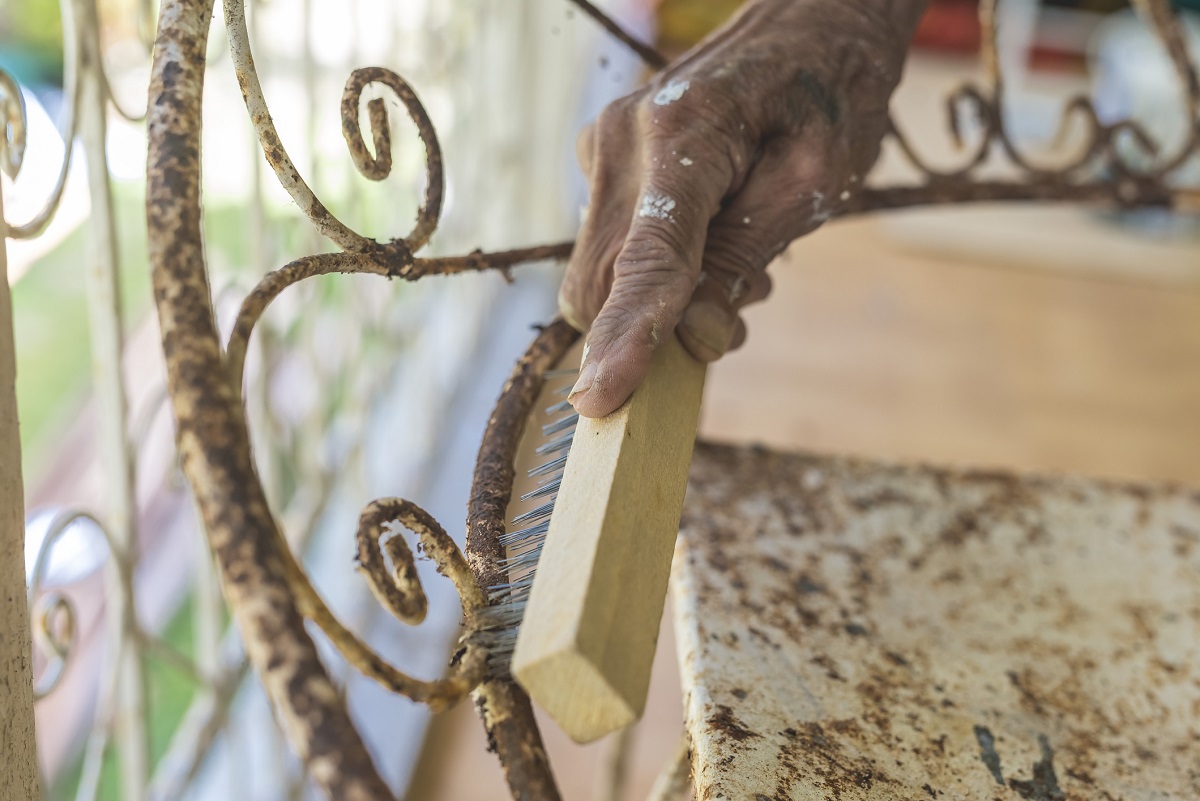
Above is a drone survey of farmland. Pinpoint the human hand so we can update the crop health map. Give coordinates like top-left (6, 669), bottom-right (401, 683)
top-left (561, 0), bottom-right (927, 417)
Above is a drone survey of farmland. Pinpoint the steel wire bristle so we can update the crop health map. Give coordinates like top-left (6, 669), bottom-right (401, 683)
top-left (542, 413), bottom-right (579, 437)
top-left (477, 370), bottom-right (585, 676)
top-left (511, 501), bottom-right (556, 526)
top-left (520, 476), bottom-right (562, 502)
top-left (529, 453), bottom-right (568, 477)
top-left (535, 432), bottom-right (574, 456)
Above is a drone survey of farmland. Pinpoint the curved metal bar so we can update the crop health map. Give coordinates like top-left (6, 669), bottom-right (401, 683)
top-left (26, 509), bottom-right (110, 701)
top-left (272, 498), bottom-right (487, 711)
top-left (31, 593), bottom-right (75, 700)
top-left (356, 498), bottom-right (486, 625)
top-left (464, 319), bottom-right (580, 801)
top-left (223, 0), bottom-right (363, 250)
top-left (224, 243), bottom-right (574, 390)
top-left (885, 0), bottom-right (1200, 191)
top-left (225, 0), bottom-right (440, 253)
top-left (1122, 0), bottom-right (1200, 178)
top-left (148, 2), bottom-right (398, 796)
top-left (3, 0), bottom-right (82, 240)
top-left (139, 0), bottom-right (1200, 798)
top-left (102, 68), bottom-right (149, 124)
top-left (224, 251), bottom-right (392, 388)
top-left (0, 70), bottom-right (26, 180)
top-left (339, 68), bottom-right (442, 250)
top-left (885, 89), bottom-right (995, 182)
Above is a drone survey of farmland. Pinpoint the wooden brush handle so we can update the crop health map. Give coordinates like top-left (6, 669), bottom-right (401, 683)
top-left (512, 335), bottom-right (706, 743)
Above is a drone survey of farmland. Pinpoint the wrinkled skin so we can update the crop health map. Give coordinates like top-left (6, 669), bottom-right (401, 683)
top-left (561, 0), bottom-right (928, 417)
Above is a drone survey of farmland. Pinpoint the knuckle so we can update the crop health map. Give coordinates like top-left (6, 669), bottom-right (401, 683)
top-left (596, 99), bottom-right (634, 135)
top-left (704, 237), bottom-right (763, 282)
top-left (607, 253), bottom-right (697, 328)
top-left (616, 230), bottom-right (695, 276)
top-left (588, 305), bottom-right (655, 355)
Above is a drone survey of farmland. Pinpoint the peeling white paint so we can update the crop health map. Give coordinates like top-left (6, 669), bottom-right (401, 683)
top-left (650, 298), bottom-right (668, 345)
top-left (729, 275), bottom-right (747, 302)
top-left (639, 192), bottom-right (677, 222)
top-left (806, 191), bottom-right (832, 224)
top-left (653, 79), bottom-right (690, 106)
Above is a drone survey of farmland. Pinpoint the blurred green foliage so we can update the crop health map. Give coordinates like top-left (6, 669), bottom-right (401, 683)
top-left (0, 0), bottom-right (65, 84)
top-left (12, 183), bottom-right (257, 482)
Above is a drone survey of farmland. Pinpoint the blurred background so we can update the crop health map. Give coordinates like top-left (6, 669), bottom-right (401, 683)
top-left (1, 0), bottom-right (1197, 799)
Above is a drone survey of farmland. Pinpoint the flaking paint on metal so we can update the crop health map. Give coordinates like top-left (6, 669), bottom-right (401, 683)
top-left (673, 443), bottom-right (1200, 801)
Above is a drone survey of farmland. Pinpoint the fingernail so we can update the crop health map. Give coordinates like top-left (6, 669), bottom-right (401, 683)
top-left (568, 360), bottom-right (598, 403)
top-left (682, 302), bottom-right (737, 359)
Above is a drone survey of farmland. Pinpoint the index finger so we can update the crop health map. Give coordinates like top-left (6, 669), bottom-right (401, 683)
top-left (568, 109), bottom-right (738, 417)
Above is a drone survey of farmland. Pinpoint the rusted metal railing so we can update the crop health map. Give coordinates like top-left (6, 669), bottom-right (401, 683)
top-left (143, 0), bottom-right (1199, 798)
top-left (3, 0), bottom-right (1198, 800)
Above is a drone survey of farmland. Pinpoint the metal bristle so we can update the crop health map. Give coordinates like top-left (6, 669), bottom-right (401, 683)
top-left (545, 399), bottom-right (573, 415)
top-left (520, 476), bottom-right (561, 502)
top-left (542, 412), bottom-right (579, 437)
top-left (543, 367), bottom-right (580, 379)
top-left (529, 453), bottom-right (568, 477)
top-left (535, 432), bottom-right (574, 456)
top-left (481, 370), bottom-right (587, 678)
top-left (495, 552), bottom-right (543, 571)
top-left (511, 501), bottom-right (555, 526)
top-left (498, 519), bottom-right (550, 547)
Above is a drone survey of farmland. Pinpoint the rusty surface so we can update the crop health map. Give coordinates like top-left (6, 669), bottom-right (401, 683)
top-left (224, 244), bottom-right (574, 390)
top-left (147, 2), bottom-right (394, 798)
top-left (339, 67), bottom-right (443, 250)
top-left (673, 442), bottom-right (1200, 801)
top-left (355, 498), bottom-right (485, 630)
top-left (463, 319), bottom-right (579, 801)
top-left (148, 0), bottom-right (572, 795)
top-left (853, 0), bottom-right (1198, 219)
top-left (140, 0), bottom-right (1200, 797)
top-left (466, 319), bottom-right (579, 593)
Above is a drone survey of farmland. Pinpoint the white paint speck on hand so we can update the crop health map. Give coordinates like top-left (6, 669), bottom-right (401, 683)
top-left (839, 190), bottom-right (851, 201)
top-left (742, 216), bottom-right (751, 225)
top-left (802, 191), bottom-right (832, 224)
top-left (729, 275), bottom-right (747, 302)
top-left (653, 79), bottom-right (690, 106)
top-left (680, 157), bottom-right (693, 166)
top-left (639, 191), bottom-right (677, 222)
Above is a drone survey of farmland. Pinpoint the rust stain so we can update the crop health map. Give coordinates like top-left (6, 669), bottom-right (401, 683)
top-left (674, 442), bottom-right (1200, 801)
top-left (708, 704), bottom-right (759, 742)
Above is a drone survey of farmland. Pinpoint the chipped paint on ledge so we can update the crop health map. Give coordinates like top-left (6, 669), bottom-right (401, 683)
top-left (673, 443), bottom-right (1200, 801)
